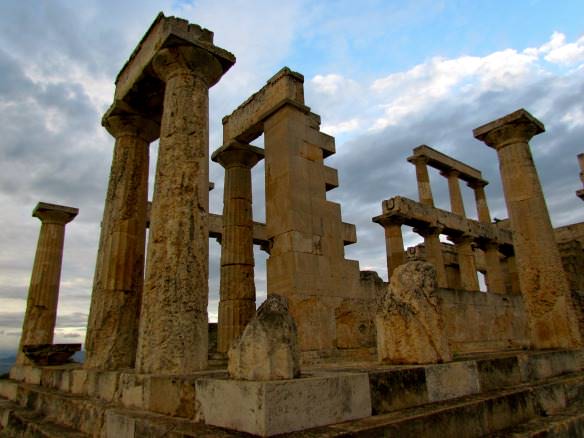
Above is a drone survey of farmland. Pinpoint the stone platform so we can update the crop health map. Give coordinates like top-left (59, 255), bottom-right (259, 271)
top-left (1, 349), bottom-right (584, 437)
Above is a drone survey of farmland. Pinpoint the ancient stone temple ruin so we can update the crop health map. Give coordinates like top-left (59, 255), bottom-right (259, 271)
top-left (1, 13), bottom-right (584, 437)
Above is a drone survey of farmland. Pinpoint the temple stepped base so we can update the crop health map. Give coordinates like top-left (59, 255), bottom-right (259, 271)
top-left (0, 349), bottom-right (583, 437)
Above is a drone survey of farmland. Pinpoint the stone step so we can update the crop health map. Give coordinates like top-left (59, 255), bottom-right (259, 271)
top-left (488, 404), bottom-right (584, 437)
top-left (278, 371), bottom-right (584, 437)
top-left (0, 399), bottom-right (87, 438)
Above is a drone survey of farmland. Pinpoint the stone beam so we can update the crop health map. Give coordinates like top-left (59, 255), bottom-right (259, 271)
top-left (208, 213), bottom-right (356, 248)
top-left (373, 196), bottom-right (513, 249)
top-left (410, 144), bottom-right (487, 185)
top-left (222, 67), bottom-right (305, 143)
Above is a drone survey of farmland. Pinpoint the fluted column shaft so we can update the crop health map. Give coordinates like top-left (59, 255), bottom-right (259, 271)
top-left (84, 109), bottom-right (158, 370)
top-left (17, 203), bottom-right (77, 364)
top-left (213, 142), bottom-right (263, 353)
top-left (474, 109), bottom-right (581, 349)
top-left (411, 157), bottom-right (434, 207)
top-left (444, 170), bottom-right (466, 216)
top-left (136, 46), bottom-right (227, 374)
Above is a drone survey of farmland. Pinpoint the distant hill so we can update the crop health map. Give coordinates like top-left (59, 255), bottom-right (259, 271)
top-left (0, 350), bottom-right (86, 376)
top-left (0, 351), bottom-right (16, 375)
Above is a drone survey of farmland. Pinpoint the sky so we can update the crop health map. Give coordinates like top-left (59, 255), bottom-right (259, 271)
top-left (0, 0), bottom-right (583, 352)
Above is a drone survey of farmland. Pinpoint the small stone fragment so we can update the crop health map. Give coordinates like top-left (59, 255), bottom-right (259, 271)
top-left (375, 261), bottom-right (451, 364)
top-left (228, 294), bottom-right (300, 380)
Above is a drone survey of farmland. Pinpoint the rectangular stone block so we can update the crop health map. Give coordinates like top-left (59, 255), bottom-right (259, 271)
top-left (196, 373), bottom-right (371, 436)
top-left (425, 361), bottom-right (480, 402)
top-left (0, 380), bottom-right (17, 401)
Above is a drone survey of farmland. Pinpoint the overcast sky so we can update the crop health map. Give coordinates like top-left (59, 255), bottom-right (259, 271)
top-left (1, 0), bottom-right (583, 352)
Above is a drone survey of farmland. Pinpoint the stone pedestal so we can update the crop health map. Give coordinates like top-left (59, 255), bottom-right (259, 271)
top-left (136, 45), bottom-right (233, 374)
top-left (212, 141), bottom-right (264, 353)
top-left (85, 104), bottom-right (158, 370)
top-left (17, 202), bottom-right (78, 364)
top-left (474, 109), bottom-right (581, 349)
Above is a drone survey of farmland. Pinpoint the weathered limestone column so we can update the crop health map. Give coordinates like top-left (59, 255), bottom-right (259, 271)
top-left (415, 226), bottom-right (448, 288)
top-left (469, 181), bottom-right (506, 293)
top-left (474, 108), bottom-right (581, 349)
top-left (408, 156), bottom-right (447, 287)
top-left (577, 153), bottom-right (584, 201)
top-left (443, 169), bottom-right (479, 290)
top-left (384, 220), bottom-right (406, 277)
top-left (136, 46), bottom-right (231, 374)
top-left (449, 235), bottom-right (479, 291)
top-left (444, 170), bottom-right (466, 216)
top-left (409, 156), bottom-right (434, 207)
top-left (212, 141), bottom-right (264, 353)
top-left (84, 104), bottom-right (158, 370)
top-left (17, 203), bottom-right (78, 364)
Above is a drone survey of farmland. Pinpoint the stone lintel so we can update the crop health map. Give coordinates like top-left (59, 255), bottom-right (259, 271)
top-left (114, 13), bottom-right (235, 114)
top-left (373, 196), bottom-right (513, 248)
top-left (473, 108), bottom-right (545, 147)
top-left (409, 145), bottom-right (486, 185)
top-left (342, 222), bottom-right (357, 245)
top-left (33, 202), bottom-right (78, 223)
top-left (222, 67), bottom-right (306, 143)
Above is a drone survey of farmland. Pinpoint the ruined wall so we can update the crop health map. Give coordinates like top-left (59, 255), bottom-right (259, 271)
top-left (440, 289), bottom-right (529, 354)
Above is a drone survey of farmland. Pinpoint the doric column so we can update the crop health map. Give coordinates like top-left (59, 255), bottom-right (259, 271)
top-left (409, 156), bottom-right (434, 207)
top-left (474, 108), bottom-right (581, 349)
top-left (212, 141), bottom-right (264, 353)
top-left (136, 46), bottom-right (230, 374)
top-left (17, 202), bottom-right (78, 364)
top-left (84, 103), bottom-right (158, 370)
top-left (577, 153), bottom-right (584, 201)
top-left (443, 170), bottom-right (466, 216)
top-left (449, 235), bottom-right (479, 291)
top-left (376, 218), bottom-right (406, 278)
top-left (469, 180), bottom-right (506, 293)
top-left (415, 226), bottom-right (448, 288)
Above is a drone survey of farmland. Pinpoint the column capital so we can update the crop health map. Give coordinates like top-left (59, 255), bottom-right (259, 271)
top-left (440, 169), bottom-right (460, 179)
top-left (211, 141), bottom-right (265, 169)
top-left (152, 46), bottom-right (227, 87)
top-left (467, 179), bottom-right (488, 190)
top-left (407, 154), bottom-right (429, 165)
top-left (102, 101), bottom-right (160, 142)
top-left (33, 202), bottom-right (78, 225)
top-left (473, 108), bottom-right (544, 149)
top-left (413, 225), bottom-right (443, 237)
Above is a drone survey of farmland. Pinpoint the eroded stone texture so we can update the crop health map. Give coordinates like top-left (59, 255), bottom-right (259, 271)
top-left (17, 202), bottom-right (78, 365)
top-left (474, 108), bottom-right (582, 349)
top-left (136, 44), bottom-right (233, 375)
top-left (228, 295), bottom-right (300, 380)
top-left (376, 261), bottom-right (451, 364)
top-left (84, 103), bottom-right (159, 370)
top-left (212, 141), bottom-right (264, 353)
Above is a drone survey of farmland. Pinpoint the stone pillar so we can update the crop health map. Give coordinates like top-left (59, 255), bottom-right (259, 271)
top-left (17, 202), bottom-right (78, 364)
top-left (409, 156), bottom-right (434, 207)
top-left (577, 153), bottom-right (584, 201)
top-left (136, 46), bottom-right (230, 374)
top-left (449, 235), bottom-right (479, 291)
top-left (84, 104), bottom-right (158, 370)
top-left (474, 108), bottom-right (581, 349)
top-left (384, 220), bottom-right (406, 278)
top-left (409, 156), bottom-right (447, 287)
top-left (415, 227), bottom-right (448, 288)
top-left (212, 141), bottom-right (264, 353)
top-left (443, 170), bottom-right (466, 216)
top-left (469, 181), bottom-right (506, 293)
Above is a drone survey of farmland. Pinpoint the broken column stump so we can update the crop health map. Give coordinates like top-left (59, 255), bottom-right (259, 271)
top-left (376, 261), bottom-right (451, 364)
top-left (228, 294), bottom-right (300, 380)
